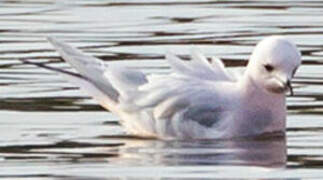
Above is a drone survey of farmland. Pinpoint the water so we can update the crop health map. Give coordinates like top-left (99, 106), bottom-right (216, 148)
top-left (1, 0), bottom-right (323, 179)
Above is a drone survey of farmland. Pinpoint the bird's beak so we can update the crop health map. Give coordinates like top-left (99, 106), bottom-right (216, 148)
top-left (286, 80), bottom-right (293, 96)
top-left (275, 74), bottom-right (294, 96)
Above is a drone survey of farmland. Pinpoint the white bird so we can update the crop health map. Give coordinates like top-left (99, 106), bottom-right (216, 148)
top-left (26, 36), bottom-right (302, 140)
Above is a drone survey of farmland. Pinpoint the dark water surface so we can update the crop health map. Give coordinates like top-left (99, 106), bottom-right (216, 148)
top-left (1, 0), bottom-right (323, 179)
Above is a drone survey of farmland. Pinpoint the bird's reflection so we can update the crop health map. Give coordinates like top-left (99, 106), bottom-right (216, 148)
top-left (115, 133), bottom-right (286, 168)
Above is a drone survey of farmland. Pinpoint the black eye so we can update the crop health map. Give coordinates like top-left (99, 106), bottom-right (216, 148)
top-left (264, 64), bottom-right (274, 72)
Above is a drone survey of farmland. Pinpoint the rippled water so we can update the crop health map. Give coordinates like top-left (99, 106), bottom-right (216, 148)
top-left (1, 0), bottom-right (323, 179)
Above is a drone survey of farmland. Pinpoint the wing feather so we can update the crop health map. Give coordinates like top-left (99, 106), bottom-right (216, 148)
top-left (165, 52), bottom-right (192, 76)
top-left (20, 60), bottom-right (117, 111)
top-left (47, 37), bottom-right (119, 104)
top-left (165, 48), bottom-right (234, 81)
top-left (104, 65), bottom-right (147, 99)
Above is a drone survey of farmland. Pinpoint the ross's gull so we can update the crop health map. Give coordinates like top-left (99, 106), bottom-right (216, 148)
top-left (24, 36), bottom-right (302, 139)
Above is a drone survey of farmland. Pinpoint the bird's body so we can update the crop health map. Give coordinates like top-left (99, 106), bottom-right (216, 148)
top-left (40, 36), bottom-right (301, 140)
top-left (115, 71), bottom-right (286, 139)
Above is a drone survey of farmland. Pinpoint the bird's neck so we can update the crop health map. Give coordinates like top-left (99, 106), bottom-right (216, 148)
top-left (238, 72), bottom-right (286, 133)
top-left (240, 71), bottom-right (283, 100)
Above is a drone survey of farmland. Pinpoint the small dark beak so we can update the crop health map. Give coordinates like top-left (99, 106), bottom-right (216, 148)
top-left (287, 80), bottom-right (293, 96)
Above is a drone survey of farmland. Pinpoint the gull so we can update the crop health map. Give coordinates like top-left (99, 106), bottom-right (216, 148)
top-left (24, 36), bottom-right (301, 139)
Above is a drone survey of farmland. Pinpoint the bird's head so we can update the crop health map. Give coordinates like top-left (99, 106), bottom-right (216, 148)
top-left (246, 36), bottom-right (302, 96)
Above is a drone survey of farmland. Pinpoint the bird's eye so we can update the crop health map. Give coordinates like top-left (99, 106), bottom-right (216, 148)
top-left (264, 64), bottom-right (274, 72)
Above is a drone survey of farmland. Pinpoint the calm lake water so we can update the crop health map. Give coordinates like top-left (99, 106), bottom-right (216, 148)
top-left (1, 0), bottom-right (323, 179)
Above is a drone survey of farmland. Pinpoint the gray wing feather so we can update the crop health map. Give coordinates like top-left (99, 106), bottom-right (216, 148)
top-left (183, 104), bottom-right (222, 128)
